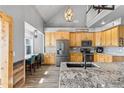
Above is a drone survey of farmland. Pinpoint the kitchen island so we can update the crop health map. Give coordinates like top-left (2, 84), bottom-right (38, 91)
top-left (59, 62), bottom-right (124, 88)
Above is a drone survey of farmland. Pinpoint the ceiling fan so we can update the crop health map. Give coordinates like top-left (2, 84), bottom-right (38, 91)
top-left (92, 5), bottom-right (115, 14)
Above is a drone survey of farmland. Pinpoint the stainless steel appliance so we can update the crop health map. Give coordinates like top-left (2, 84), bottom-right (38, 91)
top-left (56, 39), bottom-right (69, 67)
top-left (81, 40), bottom-right (92, 47)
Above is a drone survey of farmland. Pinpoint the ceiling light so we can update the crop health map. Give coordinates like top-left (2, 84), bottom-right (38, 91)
top-left (64, 6), bottom-right (74, 22)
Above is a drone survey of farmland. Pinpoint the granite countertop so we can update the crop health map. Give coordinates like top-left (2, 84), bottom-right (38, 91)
top-left (59, 62), bottom-right (124, 88)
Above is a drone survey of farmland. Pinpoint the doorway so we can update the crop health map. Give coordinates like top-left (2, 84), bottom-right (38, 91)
top-left (0, 11), bottom-right (13, 88)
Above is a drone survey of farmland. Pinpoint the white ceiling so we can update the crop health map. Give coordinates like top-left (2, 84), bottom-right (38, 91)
top-left (35, 5), bottom-right (87, 27)
top-left (89, 6), bottom-right (124, 28)
top-left (35, 5), bottom-right (124, 28)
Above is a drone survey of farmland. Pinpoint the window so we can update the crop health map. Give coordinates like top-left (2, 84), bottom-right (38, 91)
top-left (25, 33), bottom-right (33, 59)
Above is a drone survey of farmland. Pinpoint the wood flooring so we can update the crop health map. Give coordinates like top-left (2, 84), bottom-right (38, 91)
top-left (24, 65), bottom-right (60, 88)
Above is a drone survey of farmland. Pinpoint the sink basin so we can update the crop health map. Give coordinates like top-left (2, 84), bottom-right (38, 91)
top-left (66, 63), bottom-right (97, 68)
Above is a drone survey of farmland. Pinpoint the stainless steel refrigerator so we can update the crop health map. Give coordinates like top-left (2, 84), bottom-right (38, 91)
top-left (56, 39), bottom-right (70, 67)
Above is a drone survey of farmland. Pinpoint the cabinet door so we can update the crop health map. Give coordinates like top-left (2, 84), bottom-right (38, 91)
top-left (81, 32), bottom-right (86, 41)
top-left (76, 53), bottom-right (83, 62)
top-left (98, 54), bottom-right (105, 62)
top-left (104, 54), bottom-right (112, 62)
top-left (94, 54), bottom-right (98, 62)
top-left (105, 29), bottom-right (112, 46)
top-left (119, 26), bottom-right (124, 38)
top-left (70, 53), bottom-right (75, 62)
top-left (55, 32), bottom-right (61, 40)
top-left (61, 32), bottom-right (70, 39)
top-left (49, 53), bottom-right (55, 64)
top-left (95, 32), bottom-right (102, 46)
top-left (45, 32), bottom-right (51, 47)
top-left (44, 53), bottom-right (50, 64)
top-left (111, 27), bottom-right (119, 46)
top-left (76, 32), bottom-right (82, 46)
top-left (87, 33), bottom-right (93, 40)
top-left (70, 32), bottom-right (76, 47)
top-left (51, 32), bottom-right (56, 46)
top-left (101, 31), bottom-right (106, 46)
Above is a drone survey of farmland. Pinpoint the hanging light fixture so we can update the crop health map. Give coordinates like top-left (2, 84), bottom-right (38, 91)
top-left (34, 30), bottom-right (38, 38)
top-left (64, 6), bottom-right (74, 22)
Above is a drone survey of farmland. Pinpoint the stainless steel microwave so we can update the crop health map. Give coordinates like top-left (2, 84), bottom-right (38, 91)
top-left (81, 40), bottom-right (92, 47)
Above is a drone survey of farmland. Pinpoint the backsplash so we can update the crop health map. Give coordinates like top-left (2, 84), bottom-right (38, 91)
top-left (104, 47), bottom-right (124, 56)
top-left (45, 46), bottom-right (124, 56)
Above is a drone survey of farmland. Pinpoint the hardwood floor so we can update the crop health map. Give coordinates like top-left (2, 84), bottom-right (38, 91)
top-left (24, 65), bottom-right (60, 88)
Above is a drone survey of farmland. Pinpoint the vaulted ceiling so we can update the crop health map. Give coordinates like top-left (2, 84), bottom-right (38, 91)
top-left (35, 5), bottom-right (87, 27)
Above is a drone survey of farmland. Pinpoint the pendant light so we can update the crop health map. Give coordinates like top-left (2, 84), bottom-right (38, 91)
top-left (64, 6), bottom-right (74, 22)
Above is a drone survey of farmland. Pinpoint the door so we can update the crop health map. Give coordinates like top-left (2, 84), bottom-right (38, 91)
top-left (0, 12), bottom-right (13, 88)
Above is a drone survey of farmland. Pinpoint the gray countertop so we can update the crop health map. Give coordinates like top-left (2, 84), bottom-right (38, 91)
top-left (59, 62), bottom-right (124, 88)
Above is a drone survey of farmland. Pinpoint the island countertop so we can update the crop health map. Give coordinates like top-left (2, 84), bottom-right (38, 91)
top-left (59, 62), bottom-right (124, 88)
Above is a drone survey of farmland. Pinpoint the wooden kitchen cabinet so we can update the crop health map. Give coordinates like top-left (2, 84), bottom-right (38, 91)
top-left (104, 54), bottom-right (113, 62)
top-left (105, 29), bottom-right (112, 46)
top-left (70, 53), bottom-right (83, 62)
top-left (94, 53), bottom-right (113, 62)
top-left (70, 32), bottom-right (76, 47)
top-left (44, 53), bottom-right (55, 64)
top-left (76, 32), bottom-right (83, 46)
top-left (55, 31), bottom-right (70, 40)
top-left (119, 26), bottom-right (124, 38)
top-left (94, 54), bottom-right (105, 62)
top-left (45, 32), bottom-right (51, 47)
top-left (95, 32), bottom-right (102, 46)
top-left (45, 32), bottom-right (56, 47)
top-left (82, 32), bottom-right (88, 40)
top-left (111, 27), bottom-right (119, 46)
top-left (101, 31), bottom-right (106, 46)
top-left (60, 32), bottom-right (70, 39)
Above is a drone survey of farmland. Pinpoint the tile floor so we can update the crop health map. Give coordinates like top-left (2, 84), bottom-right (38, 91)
top-left (24, 65), bottom-right (60, 88)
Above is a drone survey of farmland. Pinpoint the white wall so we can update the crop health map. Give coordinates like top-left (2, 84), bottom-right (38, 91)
top-left (46, 5), bottom-right (87, 27)
top-left (0, 5), bottom-right (44, 62)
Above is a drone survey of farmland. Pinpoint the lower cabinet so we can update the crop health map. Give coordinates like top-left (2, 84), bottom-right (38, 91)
top-left (94, 53), bottom-right (112, 62)
top-left (70, 53), bottom-right (83, 62)
top-left (44, 53), bottom-right (55, 64)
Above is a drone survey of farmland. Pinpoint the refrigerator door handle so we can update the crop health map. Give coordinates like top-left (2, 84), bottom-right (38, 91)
top-left (57, 50), bottom-right (60, 54)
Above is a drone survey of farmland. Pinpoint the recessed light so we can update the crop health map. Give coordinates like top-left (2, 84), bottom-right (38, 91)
top-left (101, 21), bottom-right (105, 25)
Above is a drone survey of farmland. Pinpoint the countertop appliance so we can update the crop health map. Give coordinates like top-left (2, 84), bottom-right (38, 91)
top-left (96, 47), bottom-right (104, 53)
top-left (81, 40), bottom-right (92, 47)
top-left (56, 39), bottom-right (70, 67)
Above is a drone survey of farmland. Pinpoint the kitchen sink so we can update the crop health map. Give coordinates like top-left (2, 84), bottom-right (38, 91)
top-left (66, 63), bottom-right (97, 68)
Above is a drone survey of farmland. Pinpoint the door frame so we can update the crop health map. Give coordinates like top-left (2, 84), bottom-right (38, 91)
top-left (0, 11), bottom-right (13, 88)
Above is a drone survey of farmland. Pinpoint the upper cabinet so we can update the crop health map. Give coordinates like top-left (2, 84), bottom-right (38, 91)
top-left (111, 26), bottom-right (124, 47)
top-left (105, 29), bottom-right (112, 46)
top-left (45, 31), bottom-right (70, 47)
top-left (76, 32), bottom-right (83, 46)
top-left (55, 32), bottom-right (70, 40)
top-left (45, 26), bottom-right (124, 47)
top-left (95, 26), bottom-right (124, 47)
top-left (70, 32), bottom-right (95, 47)
top-left (95, 32), bottom-right (102, 46)
top-left (111, 27), bottom-right (119, 46)
top-left (70, 32), bottom-right (76, 47)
